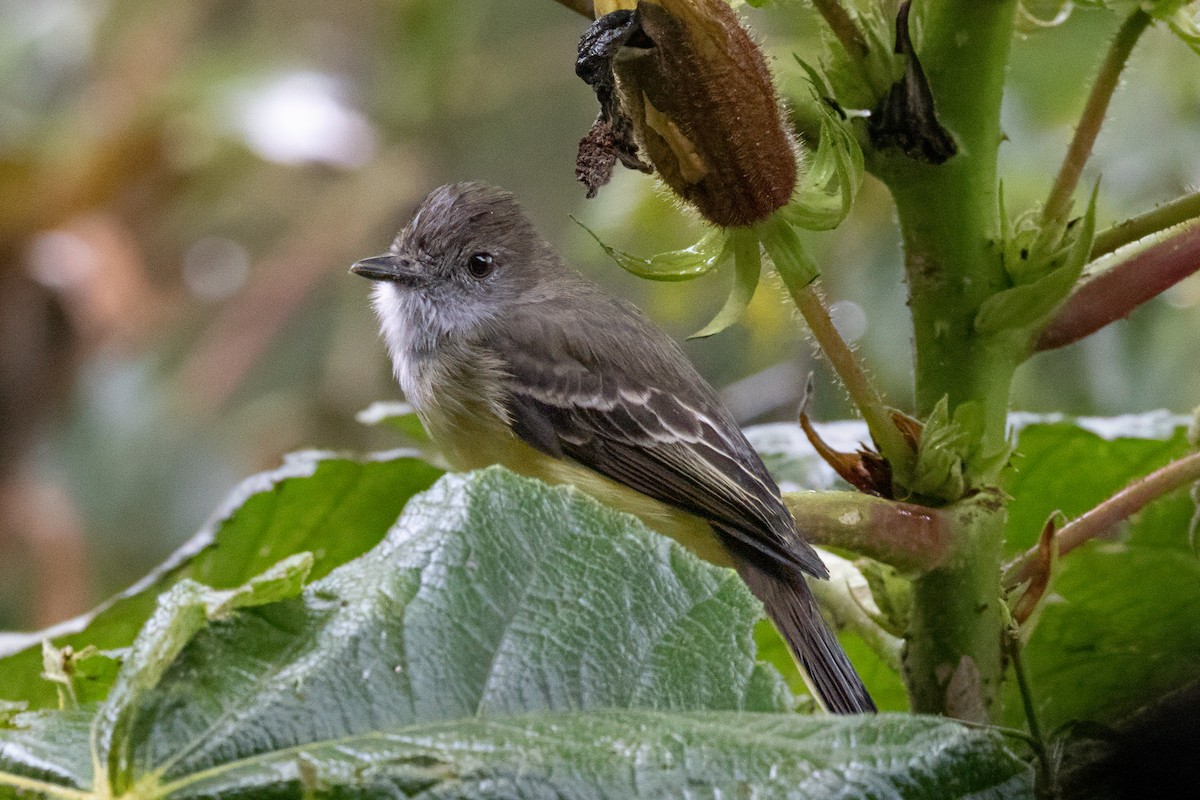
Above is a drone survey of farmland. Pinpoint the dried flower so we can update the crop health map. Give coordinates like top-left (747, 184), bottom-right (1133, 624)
top-left (576, 0), bottom-right (797, 227)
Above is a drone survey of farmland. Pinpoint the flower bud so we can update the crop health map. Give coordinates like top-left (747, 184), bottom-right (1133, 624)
top-left (577, 0), bottom-right (797, 227)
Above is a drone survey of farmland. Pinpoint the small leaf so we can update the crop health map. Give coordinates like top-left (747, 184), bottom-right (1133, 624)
top-left (976, 184), bottom-right (1098, 336)
top-left (1166, 4), bottom-right (1200, 57)
top-left (909, 397), bottom-right (968, 502)
top-left (784, 104), bottom-right (865, 231)
top-left (690, 229), bottom-right (762, 338)
top-left (39, 643), bottom-right (120, 709)
top-left (759, 214), bottom-right (821, 291)
top-left (575, 218), bottom-right (730, 281)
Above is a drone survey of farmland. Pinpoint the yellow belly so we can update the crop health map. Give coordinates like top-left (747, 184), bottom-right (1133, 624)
top-left (426, 407), bottom-right (733, 568)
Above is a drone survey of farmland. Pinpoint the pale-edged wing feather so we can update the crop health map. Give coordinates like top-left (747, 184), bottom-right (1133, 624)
top-left (495, 285), bottom-right (827, 580)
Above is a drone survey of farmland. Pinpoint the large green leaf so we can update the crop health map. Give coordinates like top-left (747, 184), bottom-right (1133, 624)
top-left (1000, 415), bottom-right (1198, 729)
top-left (0, 450), bottom-right (442, 709)
top-left (0, 708), bottom-right (93, 795)
top-left (0, 468), bottom-right (1032, 799)
top-left (1000, 414), bottom-right (1190, 554)
top-left (0, 709), bottom-right (1033, 799)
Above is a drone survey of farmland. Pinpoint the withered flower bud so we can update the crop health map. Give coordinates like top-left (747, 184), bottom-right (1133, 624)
top-left (867, 1), bottom-right (956, 165)
top-left (576, 0), bottom-right (797, 228)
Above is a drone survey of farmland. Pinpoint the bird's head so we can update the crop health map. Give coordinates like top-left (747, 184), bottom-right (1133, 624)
top-left (352, 182), bottom-right (558, 337)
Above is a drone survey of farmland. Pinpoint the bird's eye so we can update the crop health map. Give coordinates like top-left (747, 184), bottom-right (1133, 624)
top-left (466, 252), bottom-right (495, 279)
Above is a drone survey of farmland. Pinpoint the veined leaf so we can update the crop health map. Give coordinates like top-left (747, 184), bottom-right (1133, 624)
top-left (0, 468), bottom-right (1033, 799)
top-left (0, 451), bottom-right (442, 709)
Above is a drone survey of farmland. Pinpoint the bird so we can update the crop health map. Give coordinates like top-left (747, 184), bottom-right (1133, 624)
top-left (351, 181), bottom-right (875, 714)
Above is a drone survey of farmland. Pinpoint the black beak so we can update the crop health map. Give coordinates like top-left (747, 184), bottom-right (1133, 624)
top-left (349, 254), bottom-right (423, 284)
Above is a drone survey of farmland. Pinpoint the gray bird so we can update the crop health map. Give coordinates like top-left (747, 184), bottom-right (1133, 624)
top-left (352, 181), bottom-right (875, 714)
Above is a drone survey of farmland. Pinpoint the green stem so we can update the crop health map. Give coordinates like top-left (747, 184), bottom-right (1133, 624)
top-left (781, 490), bottom-right (953, 572)
top-left (811, 0), bottom-right (870, 61)
top-left (789, 283), bottom-right (913, 471)
top-left (1006, 628), bottom-right (1044, 749)
top-left (870, 0), bottom-right (1019, 721)
top-left (1040, 8), bottom-right (1152, 232)
top-left (1091, 190), bottom-right (1200, 258)
top-left (905, 492), bottom-right (1007, 722)
top-left (1005, 628), bottom-right (1052, 790)
top-left (876, 0), bottom-right (1020, 460)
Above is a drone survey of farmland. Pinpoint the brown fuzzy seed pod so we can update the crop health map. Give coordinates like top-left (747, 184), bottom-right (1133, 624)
top-left (611, 0), bottom-right (797, 227)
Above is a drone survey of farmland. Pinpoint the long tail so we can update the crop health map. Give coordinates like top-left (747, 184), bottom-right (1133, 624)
top-left (732, 551), bottom-right (876, 714)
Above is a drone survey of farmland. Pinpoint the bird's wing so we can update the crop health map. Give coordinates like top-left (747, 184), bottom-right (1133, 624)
top-left (496, 292), bottom-right (827, 579)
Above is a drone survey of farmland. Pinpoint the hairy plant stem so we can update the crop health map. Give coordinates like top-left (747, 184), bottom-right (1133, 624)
top-left (1040, 8), bottom-right (1151, 234)
top-left (789, 283), bottom-right (913, 473)
top-left (868, 0), bottom-right (1018, 720)
top-left (905, 492), bottom-right (1007, 721)
top-left (1092, 190), bottom-right (1200, 258)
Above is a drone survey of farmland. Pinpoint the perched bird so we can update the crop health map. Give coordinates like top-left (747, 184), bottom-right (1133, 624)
top-left (351, 182), bottom-right (875, 714)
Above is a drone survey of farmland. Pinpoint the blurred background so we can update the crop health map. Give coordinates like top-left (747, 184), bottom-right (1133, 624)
top-left (1, 0), bottom-right (1197, 630)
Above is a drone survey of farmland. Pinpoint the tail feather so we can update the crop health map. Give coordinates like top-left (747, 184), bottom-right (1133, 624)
top-left (733, 554), bottom-right (876, 714)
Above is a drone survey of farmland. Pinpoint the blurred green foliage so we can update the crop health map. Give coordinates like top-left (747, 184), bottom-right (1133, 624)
top-left (0, 0), bottom-right (1197, 629)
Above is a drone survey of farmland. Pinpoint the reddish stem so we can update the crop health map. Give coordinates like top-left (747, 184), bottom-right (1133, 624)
top-left (1035, 223), bottom-right (1200, 352)
top-left (782, 490), bottom-right (954, 573)
top-left (1006, 451), bottom-right (1200, 587)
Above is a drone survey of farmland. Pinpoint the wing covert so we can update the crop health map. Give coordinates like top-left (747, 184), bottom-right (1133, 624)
top-left (497, 292), bottom-right (827, 579)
